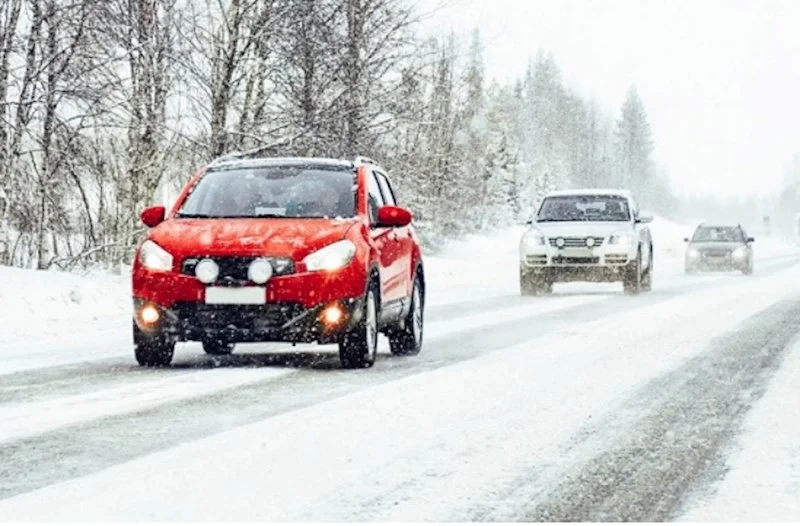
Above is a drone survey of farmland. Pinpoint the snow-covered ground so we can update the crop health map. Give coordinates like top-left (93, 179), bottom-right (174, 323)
top-left (678, 339), bottom-right (800, 521)
top-left (2, 216), bottom-right (800, 521)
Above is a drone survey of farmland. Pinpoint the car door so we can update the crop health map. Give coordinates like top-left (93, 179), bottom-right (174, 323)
top-left (367, 170), bottom-right (404, 304)
top-left (375, 170), bottom-right (412, 299)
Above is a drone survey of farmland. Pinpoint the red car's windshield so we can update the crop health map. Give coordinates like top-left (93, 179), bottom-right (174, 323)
top-left (176, 165), bottom-right (356, 219)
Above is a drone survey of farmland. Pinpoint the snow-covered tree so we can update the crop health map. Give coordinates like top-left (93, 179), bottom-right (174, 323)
top-left (614, 85), bottom-right (655, 202)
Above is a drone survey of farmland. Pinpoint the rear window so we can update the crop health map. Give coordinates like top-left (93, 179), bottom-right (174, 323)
top-left (176, 165), bottom-right (356, 219)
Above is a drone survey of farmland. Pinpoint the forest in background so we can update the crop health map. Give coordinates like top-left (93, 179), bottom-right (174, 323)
top-left (0, 0), bottom-right (672, 270)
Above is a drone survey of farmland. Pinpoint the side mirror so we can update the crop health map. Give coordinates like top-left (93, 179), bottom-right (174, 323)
top-left (525, 218), bottom-right (534, 225)
top-left (140, 205), bottom-right (166, 228)
top-left (636, 213), bottom-right (654, 224)
top-left (376, 205), bottom-right (412, 228)
top-left (683, 237), bottom-right (690, 243)
top-left (747, 237), bottom-right (755, 243)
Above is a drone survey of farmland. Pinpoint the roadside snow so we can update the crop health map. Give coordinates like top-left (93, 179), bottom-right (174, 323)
top-left (2, 262), bottom-right (799, 521)
top-left (678, 340), bottom-right (800, 521)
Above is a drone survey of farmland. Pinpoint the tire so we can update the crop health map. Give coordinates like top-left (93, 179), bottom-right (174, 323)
top-left (641, 247), bottom-right (653, 292)
top-left (339, 282), bottom-right (379, 369)
top-left (623, 251), bottom-right (643, 295)
top-left (133, 323), bottom-right (175, 367)
top-left (389, 273), bottom-right (424, 356)
top-left (742, 261), bottom-right (754, 275)
top-left (685, 266), bottom-right (697, 275)
top-left (202, 338), bottom-right (235, 355)
top-left (520, 268), bottom-right (552, 296)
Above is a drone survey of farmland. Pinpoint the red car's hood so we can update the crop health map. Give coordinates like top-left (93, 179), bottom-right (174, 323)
top-left (148, 218), bottom-right (359, 261)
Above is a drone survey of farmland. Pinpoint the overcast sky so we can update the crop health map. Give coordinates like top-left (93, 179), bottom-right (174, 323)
top-left (417, 0), bottom-right (800, 199)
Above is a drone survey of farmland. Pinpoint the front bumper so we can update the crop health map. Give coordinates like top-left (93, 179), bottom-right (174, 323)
top-left (134, 296), bottom-right (364, 344)
top-left (520, 245), bottom-right (635, 282)
top-left (685, 256), bottom-right (748, 272)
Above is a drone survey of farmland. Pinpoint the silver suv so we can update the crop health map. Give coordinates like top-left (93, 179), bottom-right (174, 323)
top-left (519, 189), bottom-right (654, 295)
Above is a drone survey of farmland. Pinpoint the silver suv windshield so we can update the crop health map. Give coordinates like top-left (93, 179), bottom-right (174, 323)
top-left (537, 195), bottom-right (631, 222)
top-left (176, 165), bottom-right (356, 219)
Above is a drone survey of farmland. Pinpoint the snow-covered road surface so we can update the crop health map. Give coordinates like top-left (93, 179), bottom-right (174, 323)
top-left (1, 225), bottom-right (800, 521)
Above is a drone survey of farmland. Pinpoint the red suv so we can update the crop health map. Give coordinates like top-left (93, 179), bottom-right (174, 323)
top-left (132, 156), bottom-right (425, 368)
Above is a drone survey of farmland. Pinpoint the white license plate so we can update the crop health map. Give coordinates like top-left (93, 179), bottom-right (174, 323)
top-left (205, 287), bottom-right (266, 305)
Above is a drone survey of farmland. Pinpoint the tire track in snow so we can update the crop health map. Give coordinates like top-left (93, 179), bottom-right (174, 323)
top-left (504, 297), bottom-right (800, 522)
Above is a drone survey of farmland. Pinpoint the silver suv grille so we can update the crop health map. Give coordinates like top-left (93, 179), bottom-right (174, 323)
top-left (548, 236), bottom-right (605, 248)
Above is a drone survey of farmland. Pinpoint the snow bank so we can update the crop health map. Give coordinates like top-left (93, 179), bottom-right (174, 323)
top-left (423, 226), bottom-right (526, 305)
top-left (0, 265), bottom-right (129, 346)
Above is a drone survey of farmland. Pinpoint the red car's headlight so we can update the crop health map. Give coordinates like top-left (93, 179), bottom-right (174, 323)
top-left (139, 240), bottom-right (174, 272)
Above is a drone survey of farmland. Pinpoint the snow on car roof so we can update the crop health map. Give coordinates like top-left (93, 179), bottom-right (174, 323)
top-left (544, 188), bottom-right (633, 198)
top-left (209, 157), bottom-right (355, 171)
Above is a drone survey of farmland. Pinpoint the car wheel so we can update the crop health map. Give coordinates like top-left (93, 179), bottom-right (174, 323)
top-left (339, 282), bottom-right (379, 369)
top-left (641, 247), bottom-right (653, 292)
top-left (623, 251), bottom-right (643, 295)
top-left (520, 268), bottom-right (552, 296)
top-left (133, 323), bottom-right (175, 367)
top-left (389, 273), bottom-right (424, 356)
top-left (742, 261), bottom-right (754, 275)
top-left (684, 266), bottom-right (697, 275)
top-left (202, 338), bottom-right (235, 355)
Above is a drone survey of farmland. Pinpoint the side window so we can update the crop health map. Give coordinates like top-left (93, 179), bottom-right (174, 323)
top-left (375, 171), bottom-right (397, 206)
top-left (367, 171), bottom-right (384, 223)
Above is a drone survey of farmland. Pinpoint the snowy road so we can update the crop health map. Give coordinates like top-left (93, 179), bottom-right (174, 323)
top-left (1, 233), bottom-right (800, 520)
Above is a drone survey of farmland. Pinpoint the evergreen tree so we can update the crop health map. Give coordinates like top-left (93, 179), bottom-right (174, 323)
top-left (614, 86), bottom-right (655, 203)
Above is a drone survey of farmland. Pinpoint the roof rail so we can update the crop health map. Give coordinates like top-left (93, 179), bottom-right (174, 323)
top-left (208, 151), bottom-right (246, 167)
top-left (354, 155), bottom-right (377, 166)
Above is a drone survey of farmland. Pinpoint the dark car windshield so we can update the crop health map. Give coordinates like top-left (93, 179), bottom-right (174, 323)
top-left (176, 165), bottom-right (356, 219)
top-left (537, 195), bottom-right (631, 222)
top-left (691, 226), bottom-right (744, 242)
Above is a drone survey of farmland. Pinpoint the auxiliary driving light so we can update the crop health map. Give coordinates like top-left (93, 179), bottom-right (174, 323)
top-left (248, 258), bottom-right (273, 284)
top-left (195, 258), bottom-right (219, 284)
top-left (321, 305), bottom-right (345, 327)
top-left (140, 304), bottom-right (160, 325)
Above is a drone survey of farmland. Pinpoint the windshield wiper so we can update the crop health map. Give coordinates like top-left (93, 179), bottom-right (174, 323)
top-left (175, 213), bottom-right (215, 218)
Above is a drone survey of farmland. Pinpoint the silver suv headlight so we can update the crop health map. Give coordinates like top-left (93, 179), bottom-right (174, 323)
top-left (304, 240), bottom-right (356, 272)
top-left (608, 233), bottom-right (634, 246)
top-left (520, 232), bottom-right (547, 250)
top-left (139, 240), bottom-right (174, 271)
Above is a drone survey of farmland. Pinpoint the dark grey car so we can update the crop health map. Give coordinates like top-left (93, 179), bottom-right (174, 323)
top-left (684, 224), bottom-right (754, 275)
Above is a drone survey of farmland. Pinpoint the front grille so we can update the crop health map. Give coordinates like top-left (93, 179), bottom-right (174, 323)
top-left (525, 255), bottom-right (548, 266)
top-left (549, 237), bottom-right (605, 248)
top-left (181, 256), bottom-right (295, 282)
top-left (703, 250), bottom-right (730, 259)
top-left (173, 302), bottom-right (306, 331)
top-left (552, 256), bottom-right (600, 265)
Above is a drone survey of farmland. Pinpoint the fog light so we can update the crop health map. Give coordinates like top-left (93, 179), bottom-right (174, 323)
top-left (141, 305), bottom-right (160, 325)
top-left (195, 258), bottom-right (219, 284)
top-left (321, 305), bottom-right (344, 327)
